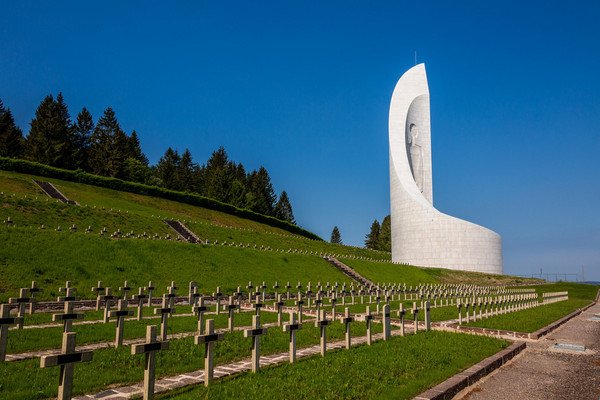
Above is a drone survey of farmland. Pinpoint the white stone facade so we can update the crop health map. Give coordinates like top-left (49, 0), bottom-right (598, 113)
top-left (389, 64), bottom-right (503, 274)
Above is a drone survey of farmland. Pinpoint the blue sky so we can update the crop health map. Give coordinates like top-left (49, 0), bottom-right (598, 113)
top-left (1, 1), bottom-right (599, 280)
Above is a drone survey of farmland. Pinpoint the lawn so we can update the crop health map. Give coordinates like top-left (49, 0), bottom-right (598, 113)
top-left (161, 331), bottom-right (508, 400)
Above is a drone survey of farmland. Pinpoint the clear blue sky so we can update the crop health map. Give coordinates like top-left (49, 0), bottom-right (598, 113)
top-left (2, 1), bottom-right (599, 280)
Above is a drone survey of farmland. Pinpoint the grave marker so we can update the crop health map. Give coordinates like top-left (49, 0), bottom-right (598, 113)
top-left (132, 287), bottom-right (148, 321)
top-left (154, 294), bottom-right (175, 341)
top-left (194, 319), bottom-right (224, 386)
top-left (28, 281), bottom-right (42, 314)
top-left (412, 302), bottom-right (419, 334)
top-left (244, 315), bottom-right (268, 372)
top-left (8, 288), bottom-right (29, 329)
top-left (274, 294), bottom-right (284, 326)
top-left (131, 325), bottom-right (169, 400)
top-left (226, 296), bottom-right (238, 332)
top-left (101, 288), bottom-right (116, 323)
top-left (314, 309), bottom-right (331, 356)
top-left (283, 312), bottom-right (301, 363)
top-left (119, 280), bottom-right (131, 300)
top-left (383, 304), bottom-right (391, 340)
top-left (147, 281), bottom-right (155, 306)
top-left (213, 286), bottom-right (223, 315)
top-left (192, 296), bottom-right (208, 335)
top-left (341, 307), bottom-right (354, 349)
top-left (52, 301), bottom-right (84, 333)
top-left (109, 299), bottom-right (133, 347)
top-left (91, 281), bottom-right (105, 311)
top-left (40, 332), bottom-right (93, 400)
top-left (0, 304), bottom-right (22, 361)
top-left (253, 295), bottom-right (264, 316)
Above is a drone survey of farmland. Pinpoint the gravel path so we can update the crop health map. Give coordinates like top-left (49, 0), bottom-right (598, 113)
top-left (456, 302), bottom-right (600, 400)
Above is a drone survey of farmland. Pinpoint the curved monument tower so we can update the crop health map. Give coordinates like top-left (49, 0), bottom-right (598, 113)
top-left (389, 64), bottom-right (503, 274)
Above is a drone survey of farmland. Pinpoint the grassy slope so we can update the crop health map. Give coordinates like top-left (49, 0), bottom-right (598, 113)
top-left (340, 258), bottom-right (542, 286)
top-left (162, 332), bottom-right (508, 400)
top-left (0, 170), bottom-right (390, 260)
top-left (0, 228), bottom-right (351, 302)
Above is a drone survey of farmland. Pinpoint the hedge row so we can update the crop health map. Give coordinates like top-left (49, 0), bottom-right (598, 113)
top-left (0, 157), bottom-right (323, 241)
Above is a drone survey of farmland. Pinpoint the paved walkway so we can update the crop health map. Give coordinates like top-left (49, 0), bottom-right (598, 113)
top-left (456, 303), bottom-right (600, 400)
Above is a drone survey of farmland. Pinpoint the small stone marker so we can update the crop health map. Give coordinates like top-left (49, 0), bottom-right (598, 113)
top-left (40, 332), bottom-right (93, 400)
top-left (52, 301), bottom-right (84, 333)
top-left (314, 309), bottom-right (331, 356)
top-left (119, 280), bottom-right (131, 300)
top-left (0, 304), bottom-right (22, 361)
top-left (91, 281), bottom-right (105, 311)
top-left (341, 307), bottom-right (354, 349)
top-left (383, 304), bottom-right (391, 340)
top-left (295, 292), bottom-right (304, 323)
top-left (424, 300), bottom-right (431, 331)
top-left (244, 315), bottom-right (268, 372)
top-left (412, 302), bottom-right (419, 334)
top-left (146, 281), bottom-right (155, 306)
top-left (131, 325), bottom-right (169, 400)
top-left (253, 295), bottom-right (263, 316)
top-left (28, 281), bottom-right (42, 314)
top-left (101, 287), bottom-right (116, 323)
top-left (274, 294), bottom-right (284, 326)
top-left (154, 294), bottom-right (175, 341)
top-left (283, 312), bottom-right (301, 363)
top-left (132, 287), bottom-right (148, 321)
top-left (226, 296), bottom-right (238, 332)
top-left (213, 286), bottom-right (223, 315)
top-left (8, 288), bottom-right (30, 329)
top-left (195, 319), bottom-right (224, 386)
top-left (109, 299), bottom-right (133, 347)
top-left (193, 296), bottom-right (208, 335)
top-left (398, 303), bottom-right (406, 336)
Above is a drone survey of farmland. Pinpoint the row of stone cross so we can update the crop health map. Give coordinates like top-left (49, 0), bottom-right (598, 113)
top-left (33, 301), bottom-right (434, 400)
top-left (455, 292), bottom-right (555, 324)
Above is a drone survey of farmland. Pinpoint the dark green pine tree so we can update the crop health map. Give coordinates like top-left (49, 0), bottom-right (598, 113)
top-left (247, 166), bottom-right (277, 216)
top-left (26, 93), bottom-right (74, 168)
top-left (274, 191), bottom-right (296, 224)
top-left (72, 107), bottom-right (94, 170)
top-left (364, 219), bottom-right (381, 249)
top-left (155, 147), bottom-right (181, 189)
top-left (330, 226), bottom-right (342, 244)
top-left (203, 146), bottom-right (231, 202)
top-left (227, 163), bottom-right (247, 208)
top-left (88, 107), bottom-right (127, 177)
top-left (0, 100), bottom-right (25, 158)
top-left (177, 149), bottom-right (195, 192)
top-left (127, 130), bottom-right (149, 165)
top-left (378, 215), bottom-right (391, 252)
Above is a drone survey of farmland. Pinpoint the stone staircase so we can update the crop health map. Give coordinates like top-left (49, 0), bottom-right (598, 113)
top-left (324, 256), bottom-right (374, 286)
top-left (164, 220), bottom-right (201, 243)
top-left (33, 180), bottom-right (78, 205)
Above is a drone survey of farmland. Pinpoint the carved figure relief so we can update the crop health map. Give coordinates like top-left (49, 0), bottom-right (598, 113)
top-left (407, 123), bottom-right (424, 192)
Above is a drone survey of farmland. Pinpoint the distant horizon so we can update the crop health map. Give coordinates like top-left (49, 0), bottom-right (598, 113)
top-left (2, 1), bottom-right (599, 280)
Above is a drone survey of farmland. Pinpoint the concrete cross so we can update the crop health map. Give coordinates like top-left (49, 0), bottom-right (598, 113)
top-left (330, 293), bottom-right (337, 320)
top-left (188, 281), bottom-right (197, 305)
top-left (109, 299), bottom-right (133, 347)
top-left (398, 303), bottom-right (406, 336)
top-left (244, 315), bottom-right (268, 372)
top-left (226, 296), bottom-right (238, 332)
top-left (58, 282), bottom-right (77, 303)
top-left (212, 286), bottom-right (223, 315)
top-left (8, 288), bottom-right (30, 329)
top-left (294, 292), bottom-right (304, 323)
top-left (253, 295), bottom-right (263, 317)
top-left (154, 294), bottom-right (175, 341)
top-left (167, 281), bottom-right (178, 311)
top-left (146, 281), bottom-right (155, 307)
top-left (119, 280), bottom-right (131, 300)
top-left (412, 302), bottom-right (420, 334)
top-left (192, 296), bottom-right (208, 335)
top-left (132, 287), bottom-right (148, 321)
top-left (91, 281), bottom-right (105, 311)
top-left (28, 281), bottom-right (42, 315)
top-left (52, 301), bottom-right (84, 333)
top-left (40, 332), bottom-right (93, 400)
top-left (273, 281), bottom-right (279, 299)
top-left (285, 281), bottom-right (291, 300)
top-left (234, 287), bottom-right (243, 313)
top-left (260, 281), bottom-right (267, 302)
top-left (0, 304), bottom-right (23, 361)
top-left (274, 294), bottom-right (284, 326)
top-left (314, 309), bottom-right (331, 356)
top-left (383, 304), bottom-right (391, 340)
top-left (131, 325), bottom-right (169, 400)
top-left (424, 301), bottom-right (431, 331)
top-left (283, 312), bottom-right (301, 363)
top-left (246, 281), bottom-right (254, 300)
top-left (341, 307), bottom-right (354, 349)
top-left (194, 319), bottom-right (224, 386)
top-left (314, 292), bottom-right (322, 318)
top-left (101, 288), bottom-right (117, 323)
top-left (457, 301), bottom-right (463, 325)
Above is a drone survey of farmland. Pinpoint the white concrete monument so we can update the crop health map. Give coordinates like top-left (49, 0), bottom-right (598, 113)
top-left (389, 63), bottom-right (503, 274)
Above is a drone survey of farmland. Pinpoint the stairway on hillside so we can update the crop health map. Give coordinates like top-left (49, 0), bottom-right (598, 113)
top-left (165, 220), bottom-right (202, 244)
top-left (324, 257), bottom-right (375, 286)
top-left (33, 180), bottom-right (78, 205)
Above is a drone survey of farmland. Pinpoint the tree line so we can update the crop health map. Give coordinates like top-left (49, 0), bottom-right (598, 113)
top-left (0, 95), bottom-right (295, 224)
